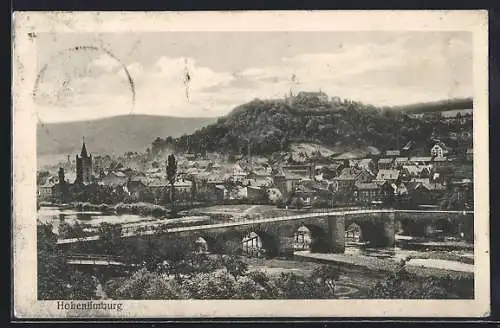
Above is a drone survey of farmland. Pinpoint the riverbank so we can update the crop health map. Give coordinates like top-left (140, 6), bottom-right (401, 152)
top-left (294, 251), bottom-right (474, 279)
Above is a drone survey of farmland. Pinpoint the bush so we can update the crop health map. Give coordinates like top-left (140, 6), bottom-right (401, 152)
top-left (367, 264), bottom-right (473, 299)
top-left (312, 198), bottom-right (331, 209)
top-left (289, 197), bottom-right (305, 209)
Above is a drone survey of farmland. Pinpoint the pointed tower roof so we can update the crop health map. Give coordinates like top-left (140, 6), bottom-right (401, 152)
top-left (80, 137), bottom-right (88, 157)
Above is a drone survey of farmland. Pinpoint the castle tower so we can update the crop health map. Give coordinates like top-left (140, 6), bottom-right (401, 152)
top-left (76, 137), bottom-right (93, 185)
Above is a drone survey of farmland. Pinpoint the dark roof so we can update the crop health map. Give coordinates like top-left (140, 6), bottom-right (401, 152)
top-left (80, 140), bottom-right (88, 157)
top-left (335, 168), bottom-right (362, 180)
top-left (402, 141), bottom-right (414, 150)
top-left (412, 181), bottom-right (446, 191)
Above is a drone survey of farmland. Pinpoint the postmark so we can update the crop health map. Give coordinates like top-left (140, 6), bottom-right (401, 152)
top-left (12, 10), bottom-right (489, 319)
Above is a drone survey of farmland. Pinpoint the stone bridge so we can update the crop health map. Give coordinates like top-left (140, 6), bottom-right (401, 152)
top-left (57, 209), bottom-right (474, 258)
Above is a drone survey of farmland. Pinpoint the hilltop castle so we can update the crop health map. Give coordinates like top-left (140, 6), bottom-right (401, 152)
top-left (284, 89), bottom-right (330, 106)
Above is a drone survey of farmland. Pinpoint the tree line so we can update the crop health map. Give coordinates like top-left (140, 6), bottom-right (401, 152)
top-left (150, 97), bottom-right (472, 157)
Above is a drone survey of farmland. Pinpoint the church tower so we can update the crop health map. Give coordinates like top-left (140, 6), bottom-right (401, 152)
top-left (75, 137), bottom-right (93, 185)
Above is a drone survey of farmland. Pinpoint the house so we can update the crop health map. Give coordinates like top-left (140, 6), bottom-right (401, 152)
top-left (409, 157), bottom-right (433, 165)
top-left (184, 153), bottom-right (196, 160)
top-left (273, 169), bottom-right (303, 201)
top-left (283, 164), bottom-right (315, 180)
top-left (432, 157), bottom-right (449, 169)
top-left (146, 179), bottom-right (168, 198)
top-left (402, 165), bottom-right (432, 179)
top-left (408, 180), bottom-right (446, 205)
top-left (358, 158), bottom-right (375, 171)
top-left (126, 177), bottom-right (147, 198)
top-left (375, 169), bottom-right (400, 183)
top-left (246, 177), bottom-right (273, 188)
top-left (430, 141), bottom-right (449, 159)
top-left (101, 171), bottom-right (128, 187)
top-left (394, 157), bottom-right (409, 168)
top-left (378, 158), bottom-right (394, 170)
top-left (332, 167), bottom-right (374, 199)
top-left (466, 148), bottom-right (473, 162)
top-left (194, 160), bottom-right (212, 170)
top-left (321, 163), bottom-right (344, 179)
top-left (353, 182), bottom-right (381, 204)
top-left (401, 140), bottom-right (414, 156)
top-left (294, 184), bottom-right (316, 205)
top-left (38, 180), bottom-right (57, 201)
top-left (332, 168), bottom-right (358, 193)
top-left (232, 163), bottom-right (247, 182)
top-left (214, 185), bottom-right (229, 201)
top-left (395, 182), bottom-right (409, 199)
top-left (157, 180), bottom-right (195, 203)
top-left (247, 167), bottom-right (271, 180)
top-left (385, 150), bottom-right (401, 157)
top-left (169, 180), bottom-right (193, 194)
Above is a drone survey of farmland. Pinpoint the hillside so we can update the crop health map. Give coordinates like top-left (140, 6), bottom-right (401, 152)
top-left (37, 114), bottom-right (216, 158)
top-left (152, 97), bottom-right (465, 157)
top-left (391, 98), bottom-right (473, 114)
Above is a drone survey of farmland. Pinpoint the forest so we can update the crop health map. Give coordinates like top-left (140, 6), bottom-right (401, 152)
top-left (150, 96), bottom-right (472, 157)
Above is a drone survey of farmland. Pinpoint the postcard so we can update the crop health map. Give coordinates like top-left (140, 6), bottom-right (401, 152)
top-left (12, 10), bottom-right (490, 318)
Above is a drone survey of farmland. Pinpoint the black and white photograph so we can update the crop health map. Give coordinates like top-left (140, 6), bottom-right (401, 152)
top-left (13, 11), bottom-right (490, 318)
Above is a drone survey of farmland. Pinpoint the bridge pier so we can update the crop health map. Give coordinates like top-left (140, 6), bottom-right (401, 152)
top-left (327, 215), bottom-right (345, 253)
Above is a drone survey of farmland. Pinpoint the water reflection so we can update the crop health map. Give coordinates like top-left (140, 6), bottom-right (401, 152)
top-left (37, 206), bottom-right (159, 235)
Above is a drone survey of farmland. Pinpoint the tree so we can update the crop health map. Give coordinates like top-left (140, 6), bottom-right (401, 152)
top-left (273, 272), bottom-right (335, 299)
top-left (97, 223), bottom-right (123, 255)
top-left (166, 154), bottom-right (177, 210)
top-left (37, 223), bottom-right (69, 299)
top-left (219, 255), bottom-right (248, 278)
top-left (183, 269), bottom-right (237, 299)
top-left (311, 265), bottom-right (341, 293)
top-left (37, 170), bottom-right (51, 185)
top-left (66, 271), bottom-right (98, 300)
top-left (367, 259), bottom-right (450, 299)
top-left (37, 222), bottom-right (98, 300)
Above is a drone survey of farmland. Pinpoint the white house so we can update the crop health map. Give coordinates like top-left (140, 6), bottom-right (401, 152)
top-left (430, 142), bottom-right (449, 159)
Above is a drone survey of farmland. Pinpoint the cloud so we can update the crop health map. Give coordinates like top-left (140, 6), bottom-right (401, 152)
top-left (36, 34), bottom-right (472, 122)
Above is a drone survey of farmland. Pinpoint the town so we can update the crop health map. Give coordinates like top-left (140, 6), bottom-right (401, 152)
top-left (38, 109), bottom-right (474, 214)
top-left (36, 91), bottom-right (475, 301)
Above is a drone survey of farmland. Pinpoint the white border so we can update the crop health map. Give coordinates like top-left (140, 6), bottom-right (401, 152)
top-left (12, 10), bottom-right (490, 318)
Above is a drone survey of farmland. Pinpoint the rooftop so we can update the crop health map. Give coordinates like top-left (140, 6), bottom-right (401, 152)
top-left (376, 169), bottom-right (400, 180)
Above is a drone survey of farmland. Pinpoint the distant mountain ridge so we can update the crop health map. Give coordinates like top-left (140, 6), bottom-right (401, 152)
top-left (37, 114), bottom-right (216, 157)
top-left (390, 98), bottom-right (473, 114)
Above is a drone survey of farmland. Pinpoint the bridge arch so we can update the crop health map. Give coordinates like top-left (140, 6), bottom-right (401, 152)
top-left (345, 213), bottom-right (395, 247)
top-left (292, 223), bottom-right (331, 253)
top-left (241, 230), bottom-right (280, 258)
top-left (345, 222), bottom-right (362, 244)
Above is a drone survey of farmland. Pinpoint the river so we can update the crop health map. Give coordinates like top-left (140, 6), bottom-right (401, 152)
top-left (38, 205), bottom-right (474, 273)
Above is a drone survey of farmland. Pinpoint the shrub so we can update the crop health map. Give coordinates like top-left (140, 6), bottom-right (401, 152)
top-left (312, 198), bottom-right (331, 209)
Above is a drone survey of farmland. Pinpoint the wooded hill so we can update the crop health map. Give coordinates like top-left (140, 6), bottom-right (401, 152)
top-left (151, 96), bottom-right (471, 157)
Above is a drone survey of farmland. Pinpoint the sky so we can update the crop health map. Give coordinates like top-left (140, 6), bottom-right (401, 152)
top-left (33, 31), bottom-right (473, 123)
